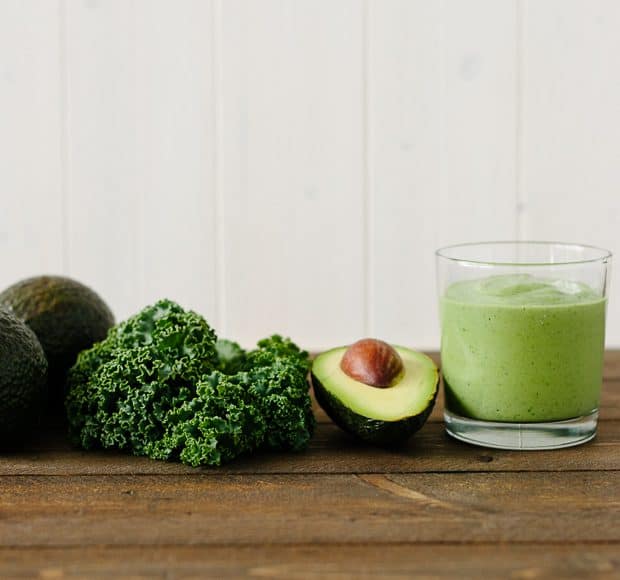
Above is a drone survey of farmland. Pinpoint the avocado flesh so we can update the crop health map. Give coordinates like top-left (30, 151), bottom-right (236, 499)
top-left (311, 346), bottom-right (438, 446)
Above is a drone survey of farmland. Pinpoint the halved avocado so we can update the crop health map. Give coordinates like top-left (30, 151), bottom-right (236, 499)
top-left (311, 345), bottom-right (439, 446)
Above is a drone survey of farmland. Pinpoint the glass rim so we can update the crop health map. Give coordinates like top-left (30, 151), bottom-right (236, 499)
top-left (435, 241), bottom-right (613, 267)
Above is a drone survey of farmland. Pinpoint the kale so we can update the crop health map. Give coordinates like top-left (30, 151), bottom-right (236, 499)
top-left (65, 299), bottom-right (314, 467)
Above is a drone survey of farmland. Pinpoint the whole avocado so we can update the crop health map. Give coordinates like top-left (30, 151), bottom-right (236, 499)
top-left (0, 276), bottom-right (114, 402)
top-left (0, 309), bottom-right (48, 444)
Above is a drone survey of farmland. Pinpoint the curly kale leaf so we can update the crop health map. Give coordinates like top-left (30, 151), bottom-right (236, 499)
top-left (215, 339), bottom-right (247, 375)
top-left (65, 300), bottom-right (314, 467)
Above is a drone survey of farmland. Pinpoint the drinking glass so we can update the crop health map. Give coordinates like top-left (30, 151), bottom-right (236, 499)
top-left (436, 241), bottom-right (611, 450)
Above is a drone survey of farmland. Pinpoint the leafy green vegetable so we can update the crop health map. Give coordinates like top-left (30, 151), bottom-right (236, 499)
top-left (65, 299), bottom-right (314, 466)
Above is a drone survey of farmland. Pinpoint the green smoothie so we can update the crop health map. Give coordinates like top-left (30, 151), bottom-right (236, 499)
top-left (441, 274), bottom-right (606, 422)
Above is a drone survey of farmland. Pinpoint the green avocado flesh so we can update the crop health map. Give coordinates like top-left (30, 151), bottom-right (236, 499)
top-left (311, 346), bottom-right (438, 446)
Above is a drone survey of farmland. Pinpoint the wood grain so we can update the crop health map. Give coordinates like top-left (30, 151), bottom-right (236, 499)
top-left (0, 370), bottom-right (617, 477)
top-left (0, 472), bottom-right (618, 546)
top-left (1, 351), bottom-right (618, 577)
top-left (604, 351), bottom-right (620, 380)
top-left (1, 419), bottom-right (619, 477)
top-left (1, 544), bottom-right (618, 579)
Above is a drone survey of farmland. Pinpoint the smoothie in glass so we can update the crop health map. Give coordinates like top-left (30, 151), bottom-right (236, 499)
top-left (441, 274), bottom-right (606, 422)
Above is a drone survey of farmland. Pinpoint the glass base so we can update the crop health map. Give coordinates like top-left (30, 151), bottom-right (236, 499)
top-left (444, 409), bottom-right (598, 450)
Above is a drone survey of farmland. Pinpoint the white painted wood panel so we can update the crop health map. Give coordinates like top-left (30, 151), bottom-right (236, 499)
top-left (522, 0), bottom-right (620, 345)
top-left (219, 0), bottom-right (365, 349)
top-left (65, 0), bottom-right (217, 323)
top-left (439, 0), bottom-right (518, 245)
top-left (0, 0), bottom-right (64, 287)
top-left (2, 0), bottom-right (620, 348)
top-left (64, 0), bottom-right (142, 321)
top-left (367, 0), bottom-right (442, 348)
top-left (135, 0), bottom-right (217, 322)
top-left (370, 0), bottom-right (518, 349)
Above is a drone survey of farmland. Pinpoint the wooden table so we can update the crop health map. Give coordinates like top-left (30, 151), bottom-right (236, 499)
top-left (1, 353), bottom-right (619, 578)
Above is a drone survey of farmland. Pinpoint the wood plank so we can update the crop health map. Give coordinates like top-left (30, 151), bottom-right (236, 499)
top-left (135, 0), bottom-right (218, 320)
top-left (218, 0), bottom-right (365, 349)
top-left (2, 418), bottom-right (619, 476)
top-left (599, 379), bottom-right (620, 419)
top-left (0, 0), bottom-right (64, 285)
top-left (0, 361), bottom-right (615, 476)
top-left (369, 0), bottom-right (518, 349)
top-left (1, 544), bottom-right (619, 579)
top-left (439, 0), bottom-right (519, 242)
top-left (521, 0), bottom-right (620, 346)
top-left (604, 351), bottom-right (620, 380)
top-left (64, 0), bottom-right (220, 322)
top-left (0, 471), bottom-right (618, 546)
top-left (64, 0), bottom-right (143, 320)
top-left (367, 0), bottom-right (442, 346)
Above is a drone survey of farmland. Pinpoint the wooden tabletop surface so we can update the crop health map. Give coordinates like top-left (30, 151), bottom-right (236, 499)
top-left (1, 352), bottom-right (619, 579)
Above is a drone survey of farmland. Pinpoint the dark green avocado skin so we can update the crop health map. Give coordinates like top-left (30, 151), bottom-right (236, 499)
top-left (0, 309), bottom-right (48, 445)
top-left (0, 276), bottom-right (114, 404)
top-left (311, 373), bottom-right (439, 447)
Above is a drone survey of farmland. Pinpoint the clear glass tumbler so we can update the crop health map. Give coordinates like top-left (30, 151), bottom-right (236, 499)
top-left (436, 241), bottom-right (611, 450)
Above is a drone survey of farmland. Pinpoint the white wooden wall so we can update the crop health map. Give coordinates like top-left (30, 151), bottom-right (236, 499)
top-left (1, 0), bottom-right (619, 350)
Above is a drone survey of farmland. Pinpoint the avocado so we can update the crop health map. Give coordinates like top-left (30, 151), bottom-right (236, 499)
top-left (0, 309), bottom-right (48, 444)
top-left (311, 340), bottom-right (438, 446)
top-left (0, 276), bottom-right (114, 404)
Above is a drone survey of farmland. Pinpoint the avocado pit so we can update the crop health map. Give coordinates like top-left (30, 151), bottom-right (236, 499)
top-left (340, 338), bottom-right (404, 388)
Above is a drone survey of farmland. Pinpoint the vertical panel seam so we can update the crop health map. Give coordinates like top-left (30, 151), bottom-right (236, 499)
top-left (362, 0), bottom-right (372, 337)
top-left (135, 0), bottom-right (145, 310)
top-left (213, 0), bottom-right (226, 332)
top-left (516, 0), bottom-right (524, 240)
top-left (438, 0), bottom-right (445, 250)
top-left (58, 0), bottom-right (70, 275)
